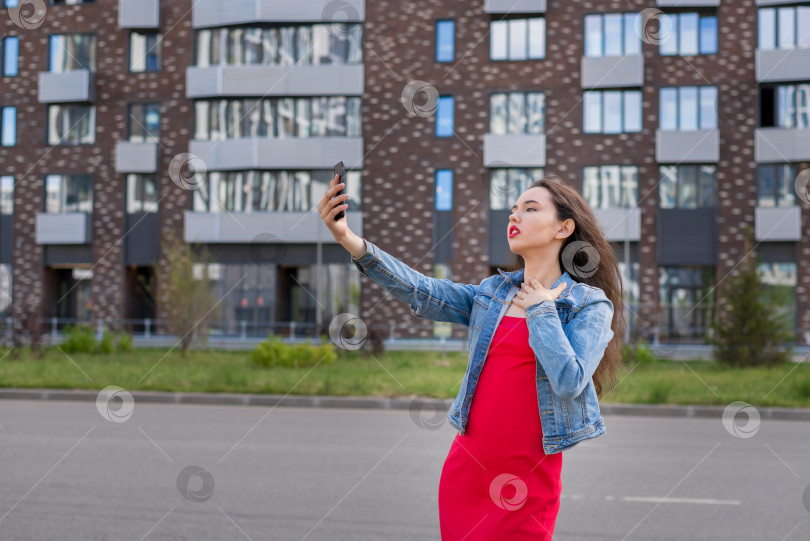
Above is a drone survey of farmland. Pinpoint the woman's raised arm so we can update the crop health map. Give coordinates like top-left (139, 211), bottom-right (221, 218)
top-left (319, 172), bottom-right (480, 327)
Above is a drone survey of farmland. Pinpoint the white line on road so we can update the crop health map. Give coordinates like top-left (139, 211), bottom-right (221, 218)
top-left (621, 496), bottom-right (741, 505)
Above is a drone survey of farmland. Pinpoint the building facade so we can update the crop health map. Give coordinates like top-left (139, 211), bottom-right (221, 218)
top-left (0, 0), bottom-right (808, 344)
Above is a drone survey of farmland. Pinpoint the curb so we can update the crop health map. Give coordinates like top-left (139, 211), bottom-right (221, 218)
top-left (1, 388), bottom-right (810, 421)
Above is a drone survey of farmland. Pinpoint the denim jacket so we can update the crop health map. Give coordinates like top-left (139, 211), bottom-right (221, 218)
top-left (350, 239), bottom-right (615, 454)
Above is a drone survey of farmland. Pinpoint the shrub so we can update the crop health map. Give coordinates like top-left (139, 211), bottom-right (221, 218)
top-left (634, 338), bottom-right (656, 365)
top-left (117, 331), bottom-right (134, 353)
top-left (251, 334), bottom-right (336, 368)
top-left (61, 324), bottom-right (97, 354)
top-left (98, 329), bottom-right (116, 355)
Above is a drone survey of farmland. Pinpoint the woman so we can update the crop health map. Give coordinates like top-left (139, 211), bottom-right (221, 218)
top-left (319, 173), bottom-right (625, 540)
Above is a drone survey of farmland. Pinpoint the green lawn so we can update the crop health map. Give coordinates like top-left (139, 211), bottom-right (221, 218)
top-left (1, 347), bottom-right (809, 408)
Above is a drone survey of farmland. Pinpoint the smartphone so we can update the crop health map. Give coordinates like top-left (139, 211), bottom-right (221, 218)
top-left (333, 160), bottom-right (345, 221)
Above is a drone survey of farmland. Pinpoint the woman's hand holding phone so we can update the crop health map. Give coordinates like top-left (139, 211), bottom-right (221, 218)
top-left (319, 162), bottom-right (366, 257)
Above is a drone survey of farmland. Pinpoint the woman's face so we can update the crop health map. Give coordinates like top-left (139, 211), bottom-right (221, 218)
top-left (507, 186), bottom-right (570, 254)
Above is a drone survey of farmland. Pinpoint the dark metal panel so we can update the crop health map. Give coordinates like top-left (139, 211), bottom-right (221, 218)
top-left (0, 215), bottom-right (12, 264)
top-left (44, 245), bottom-right (93, 266)
top-left (124, 212), bottom-right (160, 265)
top-left (433, 210), bottom-right (453, 264)
top-left (756, 242), bottom-right (797, 263)
top-left (199, 243), bottom-right (357, 265)
top-left (488, 209), bottom-right (513, 267)
top-left (657, 208), bottom-right (717, 265)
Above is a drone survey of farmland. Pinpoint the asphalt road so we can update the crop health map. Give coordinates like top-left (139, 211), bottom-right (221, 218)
top-left (0, 399), bottom-right (808, 540)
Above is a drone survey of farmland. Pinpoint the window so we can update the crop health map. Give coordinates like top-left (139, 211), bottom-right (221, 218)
top-left (759, 84), bottom-right (810, 128)
top-left (49, 1), bottom-right (96, 5)
top-left (490, 17), bottom-right (545, 60)
top-left (659, 266), bottom-right (716, 338)
top-left (192, 169), bottom-right (362, 213)
top-left (130, 32), bottom-right (162, 72)
top-left (582, 165), bottom-right (638, 208)
top-left (2, 37), bottom-right (18, 76)
top-left (1, 106), bottom-right (15, 146)
top-left (659, 165), bottom-right (716, 209)
top-left (194, 24), bottom-right (362, 67)
top-left (47, 105), bottom-right (95, 145)
top-left (490, 92), bottom-right (545, 134)
top-left (436, 20), bottom-right (455, 62)
top-left (489, 168), bottom-right (544, 210)
top-left (0, 176), bottom-right (13, 214)
top-left (45, 174), bottom-right (92, 213)
top-left (758, 5), bottom-right (810, 50)
top-left (49, 34), bottom-right (96, 72)
top-left (757, 261), bottom-right (797, 336)
top-left (435, 170), bottom-right (453, 210)
top-left (659, 86), bottom-right (718, 130)
top-left (128, 103), bottom-right (160, 142)
top-left (583, 90), bottom-right (642, 133)
top-left (659, 11), bottom-right (718, 55)
top-left (126, 174), bottom-right (158, 213)
top-left (584, 13), bottom-right (641, 57)
top-left (436, 96), bottom-right (454, 137)
top-left (193, 97), bottom-right (360, 140)
top-left (757, 164), bottom-right (797, 207)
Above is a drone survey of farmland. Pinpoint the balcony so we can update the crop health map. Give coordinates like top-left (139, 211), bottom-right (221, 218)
top-left (188, 137), bottom-right (363, 171)
top-left (593, 207), bottom-right (641, 242)
top-left (656, 129), bottom-right (719, 163)
top-left (36, 213), bottom-right (92, 245)
top-left (755, 206), bottom-right (802, 241)
top-left (192, 0), bottom-right (365, 28)
top-left (184, 210), bottom-right (363, 243)
top-left (756, 47), bottom-right (810, 83)
top-left (118, 0), bottom-right (160, 28)
top-left (581, 54), bottom-right (643, 89)
top-left (484, 0), bottom-right (546, 13)
top-left (483, 134), bottom-right (546, 167)
top-left (115, 141), bottom-right (159, 173)
top-left (186, 64), bottom-right (363, 98)
top-left (755, 128), bottom-right (810, 162)
top-left (38, 70), bottom-right (95, 103)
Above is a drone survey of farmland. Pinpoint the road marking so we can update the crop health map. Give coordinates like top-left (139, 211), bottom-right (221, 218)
top-left (622, 496), bottom-right (741, 505)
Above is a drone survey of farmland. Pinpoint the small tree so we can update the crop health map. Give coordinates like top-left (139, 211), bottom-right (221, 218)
top-left (155, 231), bottom-right (221, 355)
top-left (709, 224), bottom-right (793, 367)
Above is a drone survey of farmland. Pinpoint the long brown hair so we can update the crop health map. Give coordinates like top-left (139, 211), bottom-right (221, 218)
top-left (501, 174), bottom-right (626, 398)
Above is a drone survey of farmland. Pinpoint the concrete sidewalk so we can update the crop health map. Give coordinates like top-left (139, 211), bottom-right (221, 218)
top-left (1, 387), bottom-right (809, 421)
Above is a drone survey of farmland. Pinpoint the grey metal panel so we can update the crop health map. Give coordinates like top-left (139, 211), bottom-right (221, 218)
top-left (483, 134), bottom-right (546, 167)
top-left (755, 128), bottom-right (810, 162)
top-left (38, 70), bottom-right (95, 103)
top-left (655, 129), bottom-right (719, 163)
top-left (124, 212), bottom-right (159, 265)
top-left (756, 48), bottom-right (810, 82)
top-left (0, 215), bottom-right (12, 264)
top-left (192, 0), bottom-right (365, 28)
top-left (35, 213), bottom-right (92, 245)
top-left (184, 210), bottom-right (363, 243)
top-left (115, 142), bottom-right (158, 173)
top-left (433, 210), bottom-right (453, 264)
top-left (43, 245), bottom-right (93, 266)
top-left (581, 55), bottom-right (643, 89)
top-left (656, 0), bottom-right (720, 6)
top-left (488, 209), bottom-right (513, 268)
top-left (118, 0), bottom-right (160, 28)
top-left (755, 206), bottom-right (802, 241)
top-left (189, 137), bottom-right (364, 170)
top-left (484, 0), bottom-right (546, 13)
top-left (593, 207), bottom-right (641, 241)
top-left (186, 65), bottom-right (364, 98)
top-left (657, 208), bottom-right (717, 265)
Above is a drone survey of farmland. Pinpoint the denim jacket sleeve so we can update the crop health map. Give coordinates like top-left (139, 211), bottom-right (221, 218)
top-left (524, 287), bottom-right (615, 400)
top-left (350, 239), bottom-right (479, 327)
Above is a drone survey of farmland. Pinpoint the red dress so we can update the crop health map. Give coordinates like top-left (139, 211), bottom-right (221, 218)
top-left (439, 315), bottom-right (563, 540)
